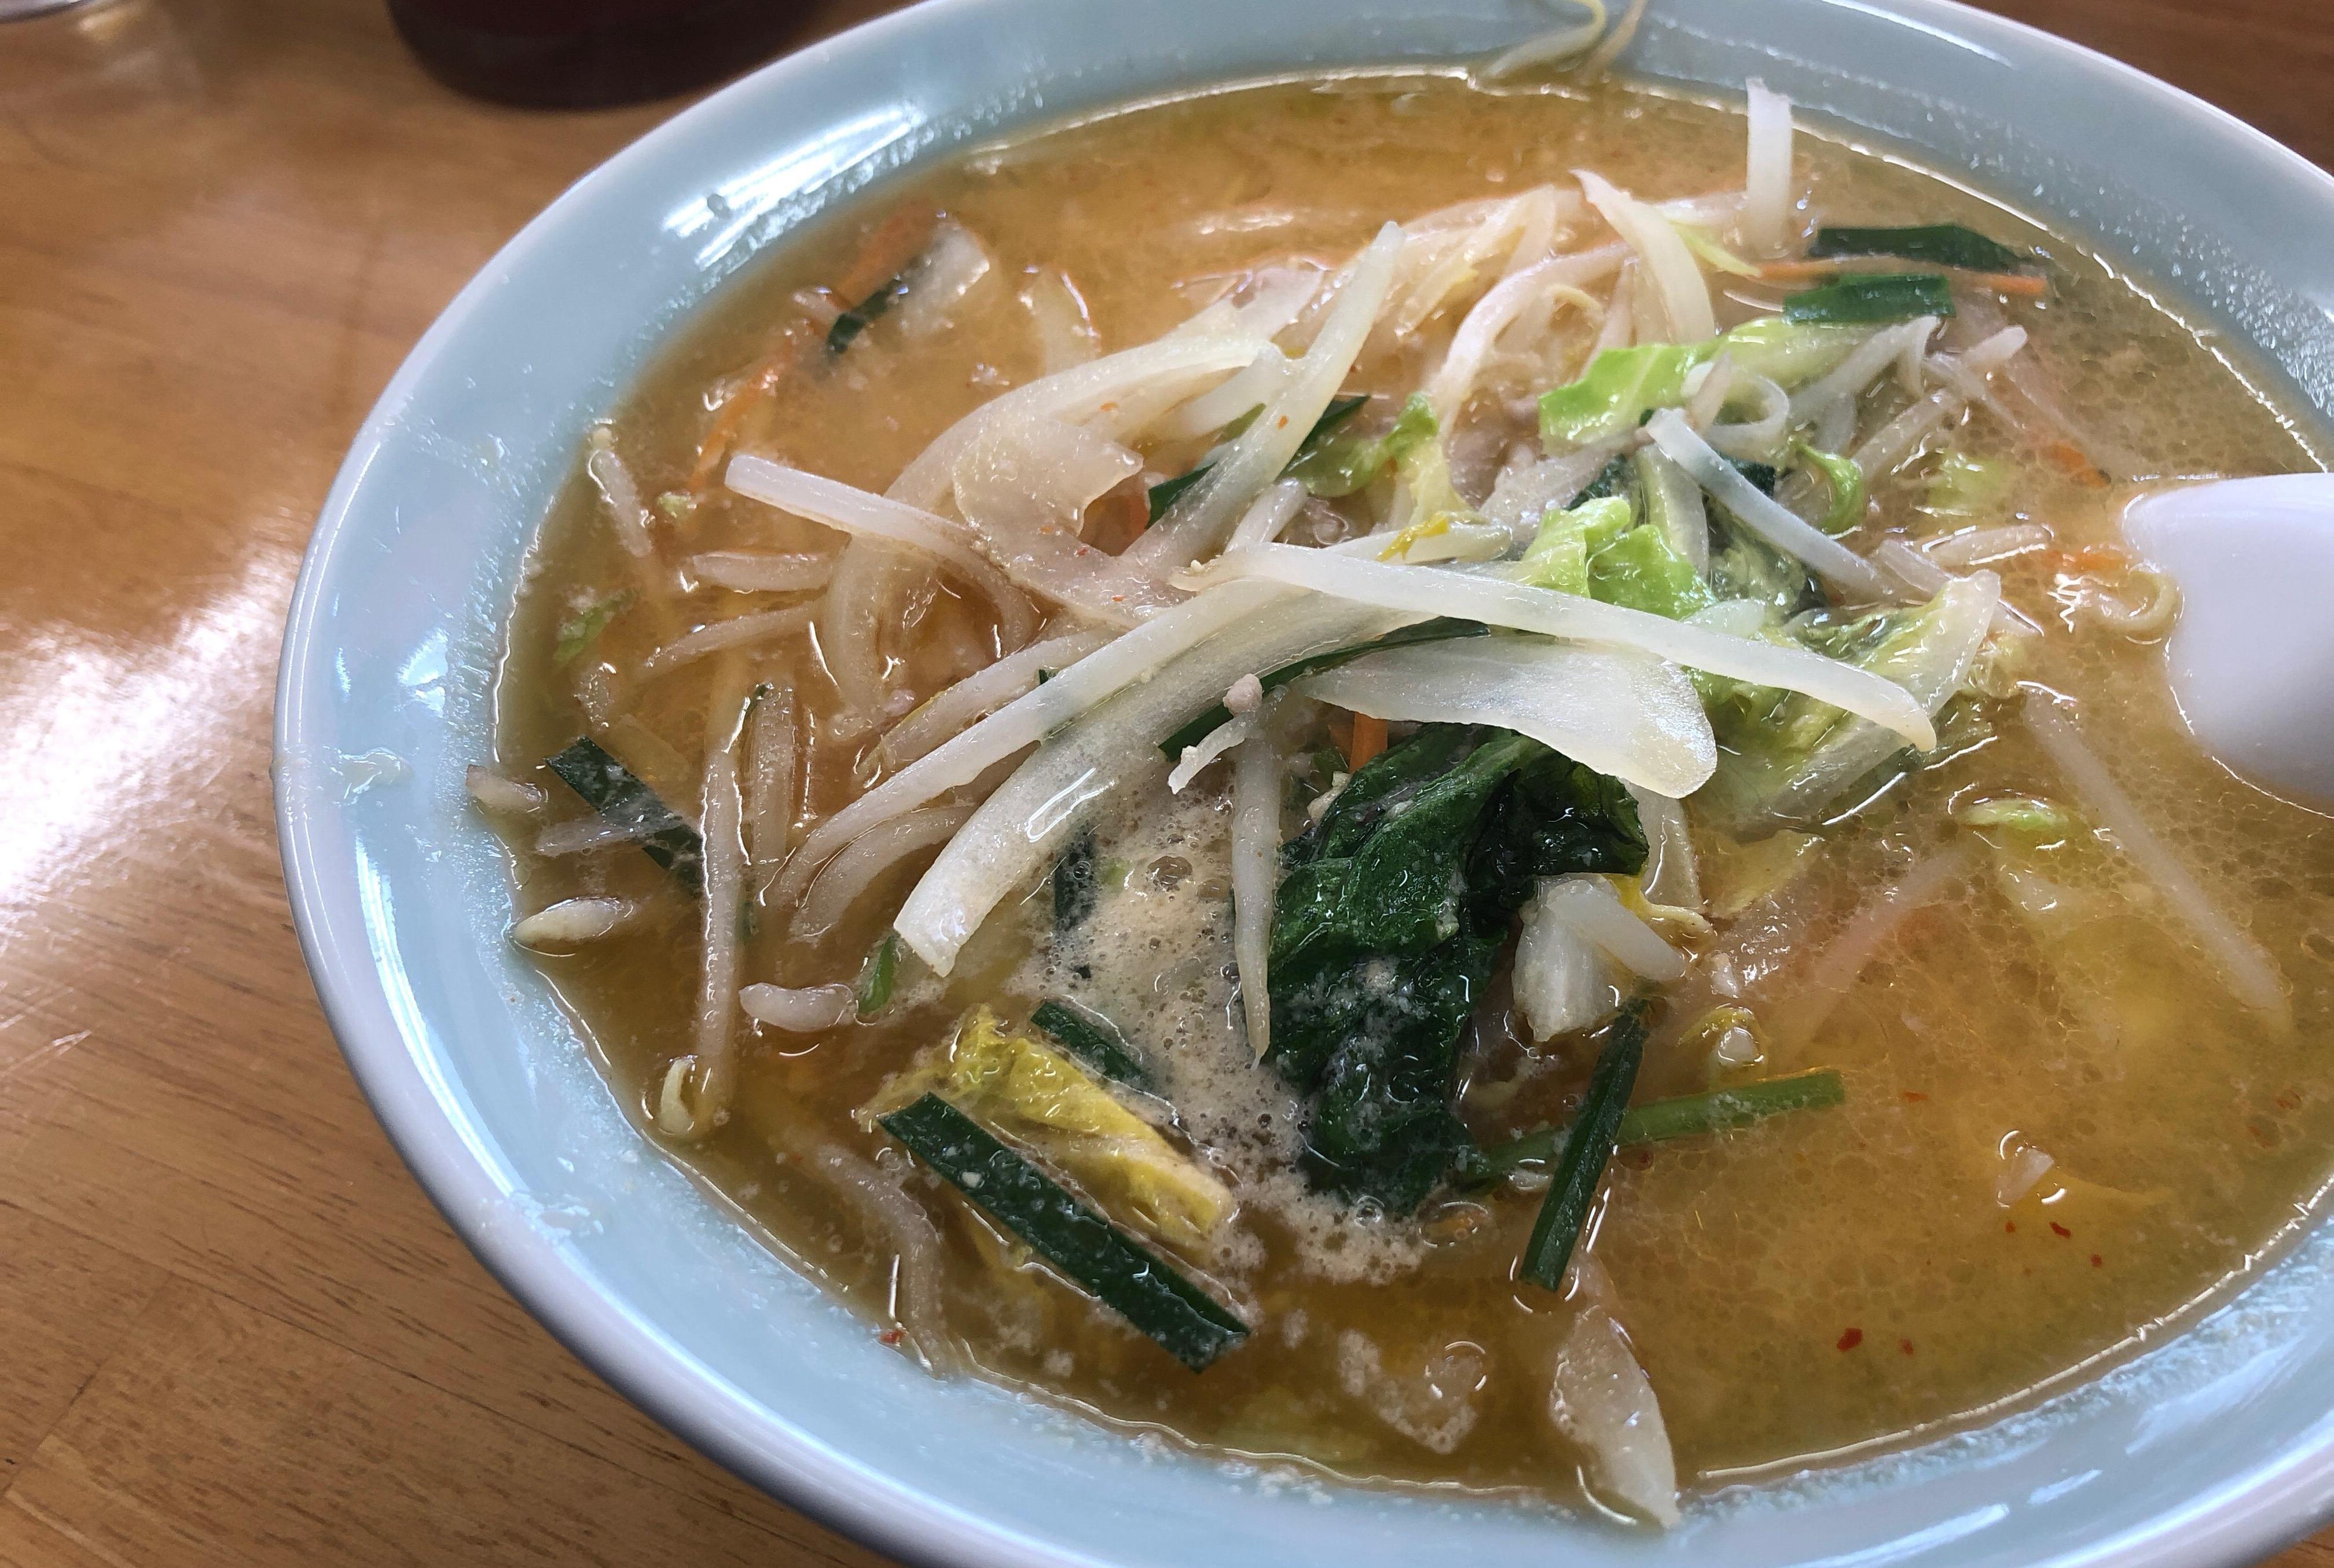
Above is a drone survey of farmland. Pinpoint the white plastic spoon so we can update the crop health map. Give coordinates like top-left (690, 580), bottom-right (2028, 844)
top-left (2122, 473), bottom-right (2334, 802)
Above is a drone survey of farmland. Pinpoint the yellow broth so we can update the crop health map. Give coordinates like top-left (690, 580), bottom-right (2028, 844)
top-left (487, 74), bottom-right (2332, 1506)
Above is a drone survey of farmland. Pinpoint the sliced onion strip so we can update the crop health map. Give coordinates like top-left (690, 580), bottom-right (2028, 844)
top-left (892, 594), bottom-right (1407, 973)
top-left (793, 802), bottom-right (976, 939)
top-left (889, 333), bottom-right (1268, 511)
top-left (1197, 542), bottom-right (1934, 748)
top-left (775, 581), bottom-right (1291, 908)
top-left (726, 457), bottom-right (1039, 646)
top-left (1576, 171), bottom-right (1713, 343)
top-left (1128, 221), bottom-right (1405, 572)
top-left (1295, 637), bottom-right (1715, 799)
top-left (638, 605), bottom-right (813, 678)
top-left (880, 630), bottom-right (1115, 769)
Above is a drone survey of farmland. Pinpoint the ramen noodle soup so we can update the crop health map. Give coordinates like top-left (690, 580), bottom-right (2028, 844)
top-left (472, 62), bottom-right (2330, 1527)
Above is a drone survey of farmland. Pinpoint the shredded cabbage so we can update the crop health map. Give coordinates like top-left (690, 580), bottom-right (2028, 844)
top-left (1287, 392), bottom-right (1438, 497)
top-left (1701, 574), bottom-right (1999, 831)
top-left (1920, 451), bottom-right (2012, 517)
top-left (1540, 344), bottom-right (1700, 446)
top-left (868, 1007), bottom-right (1234, 1248)
top-left (1513, 882), bottom-right (1622, 1039)
top-left (1516, 493), bottom-right (1710, 620)
top-left (1517, 495), bottom-right (1633, 595)
top-left (1624, 449), bottom-right (1701, 572)
top-left (1793, 442), bottom-right (1869, 534)
top-left (1588, 523), bottom-right (1716, 620)
top-left (1713, 319), bottom-right (1870, 389)
top-left (1540, 319), bottom-right (1866, 451)
top-left (1390, 425), bottom-right (1481, 529)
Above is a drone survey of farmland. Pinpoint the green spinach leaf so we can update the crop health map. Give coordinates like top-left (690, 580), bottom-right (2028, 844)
top-left (1465, 752), bottom-right (1647, 926)
top-left (1264, 728), bottom-right (1643, 1213)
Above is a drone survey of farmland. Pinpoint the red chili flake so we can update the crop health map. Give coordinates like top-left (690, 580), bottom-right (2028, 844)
top-left (2004, 1220), bottom-right (2017, 1233)
top-left (878, 1328), bottom-right (904, 1346)
top-left (1275, 415), bottom-right (1290, 428)
top-left (1902, 1090), bottom-right (1928, 1102)
top-left (1899, 1338), bottom-right (1915, 1356)
top-left (2049, 1221), bottom-right (2072, 1239)
top-left (1837, 1327), bottom-right (1864, 1352)
top-left (2090, 1254), bottom-right (2104, 1268)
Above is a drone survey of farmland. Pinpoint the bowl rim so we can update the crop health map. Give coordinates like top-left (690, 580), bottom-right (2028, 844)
top-left (276, 3), bottom-right (2334, 1566)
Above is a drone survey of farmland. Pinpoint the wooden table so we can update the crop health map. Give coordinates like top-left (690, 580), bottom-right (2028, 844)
top-left (0, 1), bottom-right (2322, 1563)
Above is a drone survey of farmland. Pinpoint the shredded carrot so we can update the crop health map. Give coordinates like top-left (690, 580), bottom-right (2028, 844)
top-left (1968, 269), bottom-right (2049, 299)
top-left (1082, 480), bottom-right (1150, 556)
top-left (683, 204), bottom-right (938, 495)
top-left (837, 204), bottom-right (941, 303)
top-left (1324, 710), bottom-right (1354, 764)
top-left (684, 321), bottom-right (818, 492)
top-left (1346, 713), bottom-right (1388, 770)
top-left (2041, 439), bottom-right (2110, 489)
top-left (2068, 542), bottom-right (2133, 572)
top-left (1756, 259), bottom-right (1840, 282)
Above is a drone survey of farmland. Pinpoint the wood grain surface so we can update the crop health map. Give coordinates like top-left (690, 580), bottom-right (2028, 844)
top-left (0, 1), bottom-right (2322, 1563)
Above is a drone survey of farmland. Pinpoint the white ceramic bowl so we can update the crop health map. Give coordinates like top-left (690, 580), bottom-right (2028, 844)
top-left (276, 3), bottom-right (2334, 1565)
